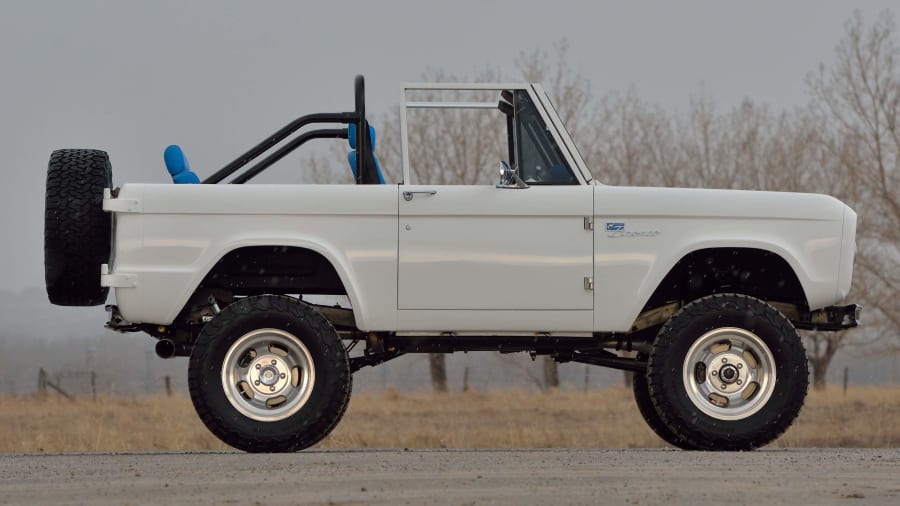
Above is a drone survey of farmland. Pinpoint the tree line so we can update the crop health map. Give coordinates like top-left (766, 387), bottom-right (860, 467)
top-left (304, 10), bottom-right (899, 390)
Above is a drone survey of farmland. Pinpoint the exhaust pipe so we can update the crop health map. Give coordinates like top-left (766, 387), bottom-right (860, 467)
top-left (155, 339), bottom-right (191, 359)
top-left (155, 339), bottom-right (177, 359)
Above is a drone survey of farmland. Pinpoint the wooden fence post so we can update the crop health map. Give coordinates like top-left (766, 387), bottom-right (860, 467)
top-left (37, 368), bottom-right (47, 395)
top-left (36, 368), bottom-right (73, 400)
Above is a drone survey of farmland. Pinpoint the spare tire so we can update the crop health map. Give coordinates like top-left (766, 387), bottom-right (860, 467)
top-left (44, 149), bottom-right (113, 306)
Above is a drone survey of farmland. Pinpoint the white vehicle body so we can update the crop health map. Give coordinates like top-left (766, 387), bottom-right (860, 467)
top-left (101, 82), bottom-right (857, 335)
top-left (45, 76), bottom-right (859, 452)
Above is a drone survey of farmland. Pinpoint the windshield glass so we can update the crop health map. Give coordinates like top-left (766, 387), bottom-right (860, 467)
top-left (541, 90), bottom-right (590, 182)
top-left (513, 90), bottom-right (577, 185)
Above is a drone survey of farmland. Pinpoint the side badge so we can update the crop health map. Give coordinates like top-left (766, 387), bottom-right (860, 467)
top-left (606, 222), bottom-right (625, 232)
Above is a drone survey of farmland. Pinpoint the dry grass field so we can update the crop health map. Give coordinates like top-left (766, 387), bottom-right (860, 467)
top-left (1, 386), bottom-right (898, 452)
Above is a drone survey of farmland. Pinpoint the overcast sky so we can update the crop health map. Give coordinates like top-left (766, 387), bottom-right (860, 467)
top-left (0, 0), bottom-right (896, 293)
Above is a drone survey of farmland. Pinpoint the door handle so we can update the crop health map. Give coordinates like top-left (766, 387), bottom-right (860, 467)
top-left (402, 190), bottom-right (437, 201)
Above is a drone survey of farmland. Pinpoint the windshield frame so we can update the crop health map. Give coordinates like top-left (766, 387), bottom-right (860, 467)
top-left (398, 82), bottom-right (589, 186)
top-left (529, 83), bottom-right (594, 184)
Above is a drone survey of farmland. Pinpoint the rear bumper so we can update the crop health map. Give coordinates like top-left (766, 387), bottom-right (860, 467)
top-left (793, 304), bottom-right (861, 331)
top-left (100, 264), bottom-right (137, 288)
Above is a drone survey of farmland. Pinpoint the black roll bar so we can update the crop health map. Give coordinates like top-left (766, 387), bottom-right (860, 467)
top-left (230, 128), bottom-right (348, 184)
top-left (202, 112), bottom-right (358, 184)
top-left (354, 75), bottom-right (368, 185)
top-left (202, 75), bottom-right (373, 185)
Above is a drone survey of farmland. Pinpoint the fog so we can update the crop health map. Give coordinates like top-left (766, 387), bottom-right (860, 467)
top-left (3, 0), bottom-right (896, 292)
top-left (1, 1), bottom-right (896, 393)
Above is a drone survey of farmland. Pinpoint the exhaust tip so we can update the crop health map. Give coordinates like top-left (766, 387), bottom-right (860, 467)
top-left (155, 339), bottom-right (177, 359)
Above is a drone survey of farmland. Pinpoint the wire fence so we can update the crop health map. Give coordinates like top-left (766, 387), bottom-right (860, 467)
top-left (33, 368), bottom-right (174, 400)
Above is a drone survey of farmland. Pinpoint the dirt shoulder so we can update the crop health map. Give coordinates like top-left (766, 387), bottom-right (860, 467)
top-left (3, 387), bottom-right (900, 452)
top-left (1, 449), bottom-right (898, 506)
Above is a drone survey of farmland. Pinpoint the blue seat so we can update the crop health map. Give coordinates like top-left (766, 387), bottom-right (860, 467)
top-left (347, 124), bottom-right (385, 184)
top-left (164, 145), bottom-right (200, 184)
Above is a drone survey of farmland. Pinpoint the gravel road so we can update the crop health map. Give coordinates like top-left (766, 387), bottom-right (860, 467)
top-left (1, 449), bottom-right (898, 505)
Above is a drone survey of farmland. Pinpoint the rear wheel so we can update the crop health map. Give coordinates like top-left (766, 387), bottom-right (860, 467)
top-left (647, 294), bottom-right (808, 451)
top-left (188, 295), bottom-right (351, 452)
top-left (44, 149), bottom-right (113, 306)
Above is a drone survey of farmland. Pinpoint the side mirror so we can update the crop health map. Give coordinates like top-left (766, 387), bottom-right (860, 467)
top-left (496, 161), bottom-right (529, 189)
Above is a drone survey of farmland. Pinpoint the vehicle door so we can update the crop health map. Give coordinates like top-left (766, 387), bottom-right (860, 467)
top-left (396, 88), bottom-right (593, 316)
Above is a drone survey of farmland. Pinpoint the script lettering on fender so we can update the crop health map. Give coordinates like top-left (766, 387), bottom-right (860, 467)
top-left (604, 222), bottom-right (661, 238)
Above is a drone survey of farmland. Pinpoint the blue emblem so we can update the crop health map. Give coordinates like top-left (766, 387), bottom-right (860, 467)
top-left (606, 222), bottom-right (625, 232)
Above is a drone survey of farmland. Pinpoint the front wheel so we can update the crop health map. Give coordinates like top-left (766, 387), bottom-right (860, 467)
top-left (647, 294), bottom-right (808, 451)
top-left (188, 295), bottom-right (351, 452)
top-left (632, 354), bottom-right (688, 448)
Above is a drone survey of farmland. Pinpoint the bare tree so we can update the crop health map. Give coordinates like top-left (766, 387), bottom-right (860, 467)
top-left (542, 357), bottom-right (560, 390)
top-left (806, 331), bottom-right (846, 389)
top-left (428, 353), bottom-right (448, 393)
top-left (295, 13), bottom-right (900, 392)
top-left (588, 87), bottom-right (683, 187)
top-left (518, 41), bottom-right (599, 388)
top-left (517, 40), bottom-right (595, 143)
top-left (398, 68), bottom-right (506, 392)
top-left (806, 9), bottom-right (900, 368)
top-left (586, 67), bottom-right (888, 386)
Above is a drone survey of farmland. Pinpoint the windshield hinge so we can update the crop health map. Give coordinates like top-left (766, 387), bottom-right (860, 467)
top-left (584, 217), bottom-right (594, 231)
top-left (584, 276), bottom-right (594, 291)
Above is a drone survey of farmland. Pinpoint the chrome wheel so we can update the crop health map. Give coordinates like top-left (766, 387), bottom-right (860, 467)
top-left (221, 328), bottom-right (315, 422)
top-left (682, 327), bottom-right (776, 421)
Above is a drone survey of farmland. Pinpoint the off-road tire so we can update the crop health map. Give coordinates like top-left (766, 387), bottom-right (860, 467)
top-left (632, 354), bottom-right (689, 448)
top-left (44, 149), bottom-right (113, 306)
top-left (188, 295), bottom-right (352, 452)
top-left (647, 294), bottom-right (808, 451)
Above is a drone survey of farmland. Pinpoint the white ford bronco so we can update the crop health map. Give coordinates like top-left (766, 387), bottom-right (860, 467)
top-left (45, 76), bottom-right (859, 452)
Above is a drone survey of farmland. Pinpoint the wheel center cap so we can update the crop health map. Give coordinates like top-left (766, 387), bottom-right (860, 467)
top-left (719, 364), bottom-right (739, 384)
top-left (260, 366), bottom-right (279, 386)
top-left (249, 356), bottom-right (290, 394)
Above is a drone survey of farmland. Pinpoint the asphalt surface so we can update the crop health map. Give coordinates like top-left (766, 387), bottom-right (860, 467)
top-left (1, 449), bottom-right (898, 505)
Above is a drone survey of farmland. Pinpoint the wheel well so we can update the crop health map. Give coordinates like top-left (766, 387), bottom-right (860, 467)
top-left (162, 246), bottom-right (351, 350)
top-left (642, 248), bottom-right (808, 312)
top-left (198, 246), bottom-right (347, 297)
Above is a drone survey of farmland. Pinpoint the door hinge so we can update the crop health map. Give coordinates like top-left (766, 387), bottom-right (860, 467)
top-left (584, 217), bottom-right (594, 231)
top-left (584, 276), bottom-right (594, 291)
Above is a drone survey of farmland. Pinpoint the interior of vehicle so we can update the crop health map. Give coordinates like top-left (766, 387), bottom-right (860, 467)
top-left (158, 76), bottom-right (576, 187)
top-left (500, 90), bottom-right (577, 185)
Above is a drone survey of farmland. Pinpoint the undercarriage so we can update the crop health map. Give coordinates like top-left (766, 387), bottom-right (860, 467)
top-left (105, 299), bottom-right (861, 375)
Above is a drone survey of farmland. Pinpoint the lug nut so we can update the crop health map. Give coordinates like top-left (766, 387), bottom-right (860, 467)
top-left (721, 384), bottom-right (727, 389)
top-left (737, 363), bottom-right (743, 369)
top-left (255, 364), bottom-right (261, 369)
top-left (271, 359), bottom-right (277, 365)
top-left (269, 386), bottom-right (275, 392)
top-left (711, 370), bottom-right (718, 376)
top-left (722, 358), bottom-right (728, 363)
top-left (254, 380), bottom-right (260, 386)
top-left (737, 379), bottom-right (743, 385)
top-left (280, 373), bottom-right (286, 379)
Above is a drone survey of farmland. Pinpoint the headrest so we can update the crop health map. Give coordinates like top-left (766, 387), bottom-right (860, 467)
top-left (347, 124), bottom-right (376, 151)
top-left (164, 145), bottom-right (200, 184)
top-left (164, 145), bottom-right (190, 176)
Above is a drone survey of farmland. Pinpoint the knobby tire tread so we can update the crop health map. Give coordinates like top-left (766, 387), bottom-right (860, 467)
top-left (646, 293), bottom-right (808, 451)
top-left (44, 149), bottom-right (112, 306)
top-left (188, 295), bottom-right (352, 452)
